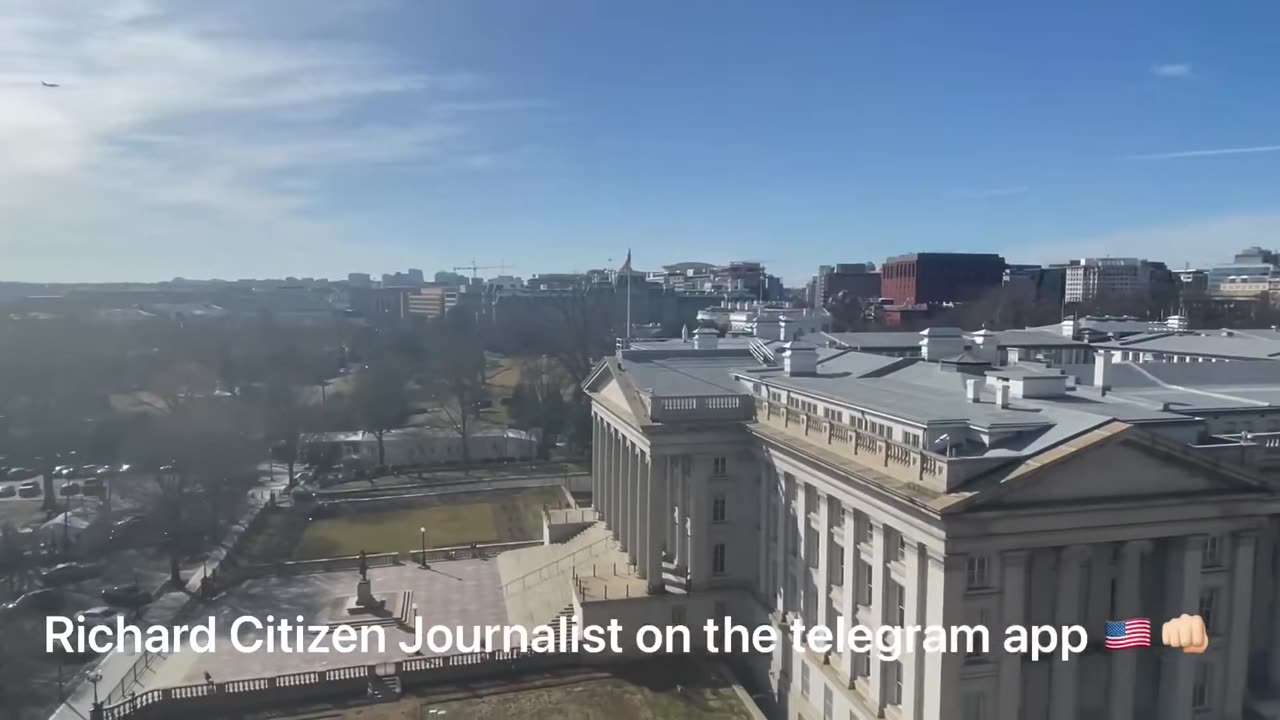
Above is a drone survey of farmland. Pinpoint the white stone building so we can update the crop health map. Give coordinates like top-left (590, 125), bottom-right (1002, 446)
top-left (578, 335), bottom-right (1280, 720)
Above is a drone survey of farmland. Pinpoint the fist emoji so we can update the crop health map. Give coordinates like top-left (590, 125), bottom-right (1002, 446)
top-left (1162, 614), bottom-right (1208, 654)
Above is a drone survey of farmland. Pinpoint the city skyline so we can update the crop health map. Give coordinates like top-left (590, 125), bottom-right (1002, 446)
top-left (4, 0), bottom-right (1280, 284)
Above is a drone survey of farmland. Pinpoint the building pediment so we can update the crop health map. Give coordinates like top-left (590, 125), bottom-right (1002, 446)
top-left (953, 423), bottom-right (1269, 512)
top-left (583, 358), bottom-right (648, 427)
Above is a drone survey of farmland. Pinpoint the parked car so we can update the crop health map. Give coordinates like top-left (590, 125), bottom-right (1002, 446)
top-left (60, 482), bottom-right (81, 496)
top-left (0, 588), bottom-right (66, 614)
top-left (101, 584), bottom-right (151, 607)
top-left (0, 485), bottom-right (15, 499)
top-left (107, 516), bottom-right (146, 546)
top-left (18, 481), bottom-right (41, 498)
top-left (82, 478), bottom-right (104, 497)
top-left (40, 562), bottom-right (104, 585)
top-left (79, 606), bottom-right (123, 628)
top-left (6, 467), bottom-right (35, 481)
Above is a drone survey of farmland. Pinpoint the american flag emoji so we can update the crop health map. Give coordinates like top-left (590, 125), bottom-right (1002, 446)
top-left (1105, 619), bottom-right (1151, 649)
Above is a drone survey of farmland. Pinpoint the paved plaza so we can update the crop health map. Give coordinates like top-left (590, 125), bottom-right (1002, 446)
top-left (141, 558), bottom-right (508, 689)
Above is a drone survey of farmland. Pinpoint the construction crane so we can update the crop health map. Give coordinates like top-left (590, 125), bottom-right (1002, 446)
top-left (452, 260), bottom-right (509, 281)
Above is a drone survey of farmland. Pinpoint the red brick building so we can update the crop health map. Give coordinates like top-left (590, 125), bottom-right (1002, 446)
top-left (880, 252), bottom-right (1006, 306)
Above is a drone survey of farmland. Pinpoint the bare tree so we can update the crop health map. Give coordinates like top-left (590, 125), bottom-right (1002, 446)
top-left (348, 360), bottom-right (410, 466)
top-left (420, 309), bottom-right (488, 467)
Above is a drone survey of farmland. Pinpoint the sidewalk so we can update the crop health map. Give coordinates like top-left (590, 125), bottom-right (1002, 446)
top-left (48, 463), bottom-right (290, 720)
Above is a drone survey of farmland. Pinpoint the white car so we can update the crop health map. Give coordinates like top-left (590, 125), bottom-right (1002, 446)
top-left (80, 606), bottom-right (123, 629)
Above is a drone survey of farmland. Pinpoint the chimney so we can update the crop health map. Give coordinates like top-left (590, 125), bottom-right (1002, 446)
top-left (782, 341), bottom-right (818, 376)
top-left (965, 378), bottom-right (981, 403)
top-left (1061, 317), bottom-right (1077, 338)
top-left (996, 382), bottom-right (1011, 409)
top-left (693, 326), bottom-right (719, 350)
top-left (968, 329), bottom-right (1000, 364)
top-left (779, 314), bottom-right (793, 341)
top-left (918, 327), bottom-right (966, 362)
top-left (681, 324), bottom-right (690, 342)
top-left (1094, 351), bottom-right (1112, 391)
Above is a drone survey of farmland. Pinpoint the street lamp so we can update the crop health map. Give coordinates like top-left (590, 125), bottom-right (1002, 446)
top-left (88, 669), bottom-right (103, 707)
top-left (419, 527), bottom-right (429, 569)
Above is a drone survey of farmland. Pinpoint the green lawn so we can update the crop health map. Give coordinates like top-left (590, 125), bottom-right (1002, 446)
top-left (291, 486), bottom-right (566, 560)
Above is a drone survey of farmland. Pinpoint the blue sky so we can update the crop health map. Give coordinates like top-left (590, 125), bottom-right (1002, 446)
top-left (3, 0), bottom-right (1280, 284)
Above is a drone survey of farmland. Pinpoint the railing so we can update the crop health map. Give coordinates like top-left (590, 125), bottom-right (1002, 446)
top-left (103, 645), bottom-right (166, 706)
top-left (748, 338), bottom-right (776, 366)
top-left (411, 539), bottom-right (541, 566)
top-left (545, 507), bottom-right (600, 525)
top-left (754, 400), bottom-right (954, 488)
top-left (100, 649), bottom-right (578, 719)
top-left (501, 534), bottom-right (615, 595)
top-left (649, 394), bottom-right (755, 423)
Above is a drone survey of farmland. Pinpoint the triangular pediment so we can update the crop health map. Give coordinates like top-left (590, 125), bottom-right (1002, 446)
top-left (958, 424), bottom-right (1267, 511)
top-left (584, 358), bottom-right (646, 426)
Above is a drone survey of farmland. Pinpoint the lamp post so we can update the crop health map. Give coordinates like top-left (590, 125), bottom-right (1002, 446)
top-left (419, 527), bottom-right (429, 569)
top-left (89, 669), bottom-right (103, 706)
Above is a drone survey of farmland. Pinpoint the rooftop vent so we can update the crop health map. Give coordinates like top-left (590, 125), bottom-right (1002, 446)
top-left (693, 326), bottom-right (719, 350)
top-left (782, 340), bottom-right (818, 377)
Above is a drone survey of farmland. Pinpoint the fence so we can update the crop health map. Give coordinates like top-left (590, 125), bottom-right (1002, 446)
top-left (98, 649), bottom-right (577, 719)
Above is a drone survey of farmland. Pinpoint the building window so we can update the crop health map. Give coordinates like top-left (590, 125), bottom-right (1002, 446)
top-left (713, 543), bottom-right (727, 575)
top-left (859, 561), bottom-right (873, 607)
top-left (885, 660), bottom-right (903, 706)
top-left (967, 555), bottom-right (990, 589)
top-left (1193, 661), bottom-right (1212, 710)
top-left (712, 494), bottom-right (727, 523)
top-left (902, 431), bottom-right (922, 447)
top-left (859, 519), bottom-right (874, 546)
top-left (801, 662), bottom-right (810, 698)
top-left (893, 580), bottom-right (905, 626)
top-left (823, 407), bottom-right (845, 424)
top-left (833, 546), bottom-right (845, 586)
top-left (1199, 588), bottom-right (1219, 635)
top-left (963, 693), bottom-right (987, 720)
top-left (823, 684), bottom-right (833, 720)
top-left (713, 456), bottom-right (727, 476)
top-left (894, 533), bottom-right (906, 562)
top-left (1202, 536), bottom-right (1223, 568)
top-left (855, 651), bottom-right (871, 678)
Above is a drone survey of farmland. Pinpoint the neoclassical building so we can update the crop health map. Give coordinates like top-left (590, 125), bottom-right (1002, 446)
top-left (580, 328), bottom-right (1280, 720)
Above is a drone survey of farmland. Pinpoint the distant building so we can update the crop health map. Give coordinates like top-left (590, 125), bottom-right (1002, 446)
top-left (347, 272), bottom-right (372, 288)
top-left (1004, 264), bottom-right (1066, 306)
top-left (1178, 269), bottom-right (1209, 298)
top-left (406, 285), bottom-right (448, 319)
top-left (348, 286), bottom-right (412, 325)
top-left (434, 270), bottom-right (470, 287)
top-left (1062, 257), bottom-right (1168, 304)
top-left (880, 252), bottom-right (1006, 306)
top-left (406, 268), bottom-right (425, 285)
top-left (811, 262), bottom-right (880, 307)
top-left (1206, 248), bottom-right (1277, 296)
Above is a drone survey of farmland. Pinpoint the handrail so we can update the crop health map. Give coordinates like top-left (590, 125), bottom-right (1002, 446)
top-left (501, 534), bottom-right (613, 594)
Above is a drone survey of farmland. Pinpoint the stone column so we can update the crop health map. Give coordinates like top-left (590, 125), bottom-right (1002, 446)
top-left (591, 417), bottom-right (599, 509)
top-left (867, 520), bottom-right (888, 711)
top-left (1225, 531), bottom-right (1257, 719)
top-left (840, 513), bottom-right (857, 684)
top-left (999, 550), bottom-right (1030, 720)
top-left (1157, 535), bottom-right (1203, 720)
top-left (666, 457), bottom-right (677, 559)
top-left (1110, 540), bottom-right (1152, 720)
top-left (900, 539), bottom-right (927, 718)
top-left (645, 454), bottom-right (666, 591)
top-left (1049, 545), bottom-right (1090, 720)
top-left (688, 465), bottom-right (705, 587)
top-left (922, 552), bottom-right (966, 719)
top-left (637, 451), bottom-right (650, 579)
top-left (757, 468), bottom-right (770, 598)
top-left (816, 493), bottom-right (832, 630)
top-left (629, 446), bottom-right (642, 563)
top-left (776, 470), bottom-right (789, 613)
top-left (618, 437), bottom-right (630, 553)
top-left (603, 426), bottom-right (614, 529)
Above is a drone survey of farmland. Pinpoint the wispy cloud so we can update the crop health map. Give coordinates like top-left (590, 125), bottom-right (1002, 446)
top-left (955, 186), bottom-right (1029, 198)
top-left (1151, 63), bottom-right (1193, 78)
top-left (1125, 145), bottom-right (1280, 160)
top-left (0, 0), bottom-right (538, 281)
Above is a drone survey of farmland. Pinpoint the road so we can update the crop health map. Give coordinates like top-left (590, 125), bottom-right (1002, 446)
top-left (44, 463), bottom-right (291, 720)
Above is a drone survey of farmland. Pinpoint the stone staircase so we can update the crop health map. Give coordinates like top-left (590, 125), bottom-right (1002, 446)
top-left (499, 520), bottom-right (638, 629)
top-left (545, 603), bottom-right (578, 652)
top-left (367, 673), bottom-right (401, 703)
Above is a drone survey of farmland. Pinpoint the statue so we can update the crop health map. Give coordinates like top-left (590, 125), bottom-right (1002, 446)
top-left (358, 550), bottom-right (368, 581)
